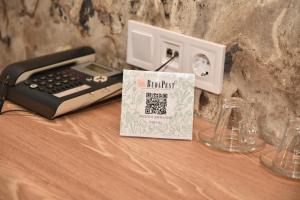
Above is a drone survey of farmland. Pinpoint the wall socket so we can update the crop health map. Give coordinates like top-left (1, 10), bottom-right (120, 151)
top-left (160, 39), bottom-right (182, 72)
top-left (126, 20), bottom-right (226, 94)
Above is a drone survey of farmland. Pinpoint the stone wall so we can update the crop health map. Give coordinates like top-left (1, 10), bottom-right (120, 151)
top-left (0, 0), bottom-right (299, 144)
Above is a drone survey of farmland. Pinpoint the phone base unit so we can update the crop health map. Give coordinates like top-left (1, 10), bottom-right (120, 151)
top-left (0, 46), bottom-right (123, 119)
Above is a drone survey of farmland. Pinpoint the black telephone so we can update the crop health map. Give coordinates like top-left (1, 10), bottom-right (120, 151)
top-left (0, 46), bottom-right (123, 119)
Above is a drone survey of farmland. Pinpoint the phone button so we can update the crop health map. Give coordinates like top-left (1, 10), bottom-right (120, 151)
top-left (86, 77), bottom-right (93, 82)
top-left (70, 77), bottom-right (77, 81)
top-left (30, 83), bottom-right (38, 89)
top-left (47, 84), bottom-right (54, 89)
top-left (93, 75), bottom-right (107, 83)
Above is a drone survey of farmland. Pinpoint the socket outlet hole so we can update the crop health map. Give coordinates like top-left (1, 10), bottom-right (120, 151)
top-left (166, 48), bottom-right (173, 58)
top-left (193, 54), bottom-right (211, 77)
top-left (174, 51), bottom-right (179, 57)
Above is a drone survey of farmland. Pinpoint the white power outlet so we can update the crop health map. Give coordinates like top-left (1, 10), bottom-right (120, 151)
top-left (126, 20), bottom-right (225, 94)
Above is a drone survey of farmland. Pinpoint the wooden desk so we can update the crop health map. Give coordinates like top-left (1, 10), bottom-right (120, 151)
top-left (0, 100), bottom-right (299, 200)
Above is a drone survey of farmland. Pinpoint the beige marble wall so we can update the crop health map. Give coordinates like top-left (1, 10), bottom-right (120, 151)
top-left (0, 0), bottom-right (299, 144)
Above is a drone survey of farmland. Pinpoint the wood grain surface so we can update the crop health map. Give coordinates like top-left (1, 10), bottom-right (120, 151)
top-left (0, 100), bottom-right (299, 200)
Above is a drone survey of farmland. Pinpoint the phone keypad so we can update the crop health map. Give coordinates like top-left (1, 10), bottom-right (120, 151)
top-left (23, 68), bottom-right (88, 95)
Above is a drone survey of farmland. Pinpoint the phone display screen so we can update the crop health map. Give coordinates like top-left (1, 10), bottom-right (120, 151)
top-left (86, 64), bottom-right (111, 74)
top-left (72, 62), bottom-right (118, 77)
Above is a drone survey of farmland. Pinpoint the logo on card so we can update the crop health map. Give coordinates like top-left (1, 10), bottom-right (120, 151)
top-left (137, 79), bottom-right (176, 90)
top-left (137, 79), bottom-right (146, 88)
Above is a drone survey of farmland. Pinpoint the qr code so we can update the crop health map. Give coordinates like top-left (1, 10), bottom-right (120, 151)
top-left (145, 93), bottom-right (168, 115)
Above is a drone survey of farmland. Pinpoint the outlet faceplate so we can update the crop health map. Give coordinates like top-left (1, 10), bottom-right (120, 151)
top-left (159, 39), bottom-right (182, 72)
top-left (126, 20), bottom-right (225, 94)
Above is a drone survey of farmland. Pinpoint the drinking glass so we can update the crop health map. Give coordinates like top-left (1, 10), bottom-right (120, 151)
top-left (198, 97), bottom-right (265, 153)
top-left (260, 117), bottom-right (300, 179)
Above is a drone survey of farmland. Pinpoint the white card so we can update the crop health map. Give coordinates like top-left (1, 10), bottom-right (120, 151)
top-left (120, 70), bottom-right (195, 140)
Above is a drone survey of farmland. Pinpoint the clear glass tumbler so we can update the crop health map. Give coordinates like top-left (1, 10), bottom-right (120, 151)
top-left (199, 97), bottom-right (265, 153)
top-left (260, 117), bottom-right (300, 179)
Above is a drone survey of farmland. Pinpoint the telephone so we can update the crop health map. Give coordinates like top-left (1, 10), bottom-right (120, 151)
top-left (0, 46), bottom-right (123, 119)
